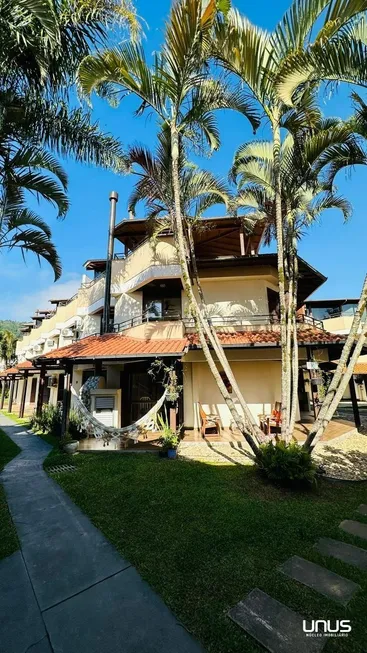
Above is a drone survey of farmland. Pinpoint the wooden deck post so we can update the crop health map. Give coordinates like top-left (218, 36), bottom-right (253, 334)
top-left (8, 377), bottom-right (15, 413)
top-left (19, 372), bottom-right (29, 418)
top-left (169, 406), bottom-right (177, 432)
top-left (61, 362), bottom-right (72, 439)
top-left (0, 379), bottom-right (6, 409)
top-left (36, 364), bottom-right (46, 417)
top-left (349, 375), bottom-right (361, 431)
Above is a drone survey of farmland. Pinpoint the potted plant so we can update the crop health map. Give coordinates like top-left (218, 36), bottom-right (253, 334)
top-left (156, 414), bottom-right (180, 459)
top-left (60, 433), bottom-right (79, 454)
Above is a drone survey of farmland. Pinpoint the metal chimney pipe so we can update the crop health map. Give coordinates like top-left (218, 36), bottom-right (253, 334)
top-left (102, 191), bottom-right (118, 335)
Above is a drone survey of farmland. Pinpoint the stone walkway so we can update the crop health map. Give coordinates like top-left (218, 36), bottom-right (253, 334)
top-left (228, 503), bottom-right (367, 652)
top-left (0, 414), bottom-right (203, 653)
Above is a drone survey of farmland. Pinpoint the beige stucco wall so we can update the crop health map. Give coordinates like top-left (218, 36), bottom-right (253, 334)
top-left (322, 315), bottom-right (357, 334)
top-left (114, 291), bottom-right (142, 326)
top-left (182, 277), bottom-right (275, 322)
top-left (184, 359), bottom-right (290, 429)
top-left (112, 238), bottom-right (179, 292)
top-left (123, 321), bottom-right (185, 340)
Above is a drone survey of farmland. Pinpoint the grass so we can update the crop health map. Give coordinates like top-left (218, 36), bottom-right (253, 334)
top-left (49, 453), bottom-right (367, 653)
top-left (0, 409), bottom-right (30, 427)
top-left (0, 408), bottom-right (59, 449)
top-left (0, 428), bottom-right (20, 560)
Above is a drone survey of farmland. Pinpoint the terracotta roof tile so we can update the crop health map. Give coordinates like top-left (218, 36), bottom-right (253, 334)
top-left (39, 333), bottom-right (188, 360)
top-left (34, 325), bottom-right (343, 364)
top-left (0, 366), bottom-right (19, 377)
top-left (0, 361), bottom-right (38, 377)
top-left (188, 327), bottom-right (345, 347)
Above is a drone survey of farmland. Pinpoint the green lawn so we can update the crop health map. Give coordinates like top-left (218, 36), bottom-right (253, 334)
top-left (0, 409), bottom-right (59, 449)
top-left (50, 453), bottom-right (367, 652)
top-left (0, 409), bottom-right (30, 427)
top-left (0, 428), bottom-right (20, 560)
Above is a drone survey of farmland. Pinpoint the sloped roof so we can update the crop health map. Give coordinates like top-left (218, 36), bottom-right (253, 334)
top-left (0, 361), bottom-right (39, 378)
top-left (33, 325), bottom-right (344, 364)
top-left (0, 366), bottom-right (20, 378)
top-left (38, 333), bottom-right (188, 361)
top-left (188, 327), bottom-right (345, 348)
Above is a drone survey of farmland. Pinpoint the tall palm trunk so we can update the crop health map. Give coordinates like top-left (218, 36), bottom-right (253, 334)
top-left (272, 113), bottom-right (289, 439)
top-left (284, 246), bottom-right (293, 441)
top-left (170, 124), bottom-right (259, 454)
top-left (187, 224), bottom-right (264, 440)
top-left (288, 240), bottom-right (299, 436)
top-left (304, 274), bottom-right (367, 450)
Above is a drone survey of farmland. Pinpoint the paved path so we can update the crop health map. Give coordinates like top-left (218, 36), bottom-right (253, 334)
top-left (0, 414), bottom-right (203, 653)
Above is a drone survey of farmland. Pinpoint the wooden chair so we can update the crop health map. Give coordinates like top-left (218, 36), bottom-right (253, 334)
top-left (258, 402), bottom-right (282, 436)
top-left (199, 403), bottom-right (221, 438)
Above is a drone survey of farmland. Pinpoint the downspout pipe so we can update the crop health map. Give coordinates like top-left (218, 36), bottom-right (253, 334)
top-left (102, 191), bottom-right (118, 335)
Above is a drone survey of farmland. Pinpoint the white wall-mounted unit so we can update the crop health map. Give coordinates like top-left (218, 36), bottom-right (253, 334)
top-left (61, 328), bottom-right (74, 338)
top-left (46, 339), bottom-right (55, 347)
top-left (33, 344), bottom-right (42, 353)
top-left (90, 389), bottom-right (121, 428)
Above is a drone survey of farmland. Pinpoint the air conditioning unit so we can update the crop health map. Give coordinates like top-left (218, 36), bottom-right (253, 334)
top-left (61, 328), bottom-right (74, 338)
top-left (46, 339), bottom-right (55, 347)
top-left (33, 344), bottom-right (42, 353)
top-left (47, 375), bottom-right (58, 388)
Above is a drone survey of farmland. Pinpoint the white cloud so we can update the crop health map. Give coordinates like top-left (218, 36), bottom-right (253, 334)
top-left (4, 274), bottom-right (82, 321)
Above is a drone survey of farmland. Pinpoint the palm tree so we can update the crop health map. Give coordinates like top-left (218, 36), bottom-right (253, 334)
top-left (214, 0), bottom-right (367, 439)
top-left (0, 329), bottom-right (17, 367)
top-left (78, 0), bottom-right (264, 453)
top-left (0, 0), bottom-right (136, 275)
top-left (231, 114), bottom-right (365, 437)
top-left (0, 144), bottom-right (67, 278)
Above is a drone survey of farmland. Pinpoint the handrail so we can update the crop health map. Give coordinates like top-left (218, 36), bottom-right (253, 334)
top-left (112, 312), bottom-right (325, 333)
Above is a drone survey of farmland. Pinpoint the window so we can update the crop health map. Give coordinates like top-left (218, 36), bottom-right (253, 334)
top-left (143, 296), bottom-right (181, 320)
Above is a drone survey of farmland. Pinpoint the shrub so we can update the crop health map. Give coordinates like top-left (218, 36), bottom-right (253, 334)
top-left (29, 404), bottom-right (86, 440)
top-left (30, 404), bottom-right (62, 437)
top-left (255, 441), bottom-right (317, 487)
top-left (68, 409), bottom-right (85, 440)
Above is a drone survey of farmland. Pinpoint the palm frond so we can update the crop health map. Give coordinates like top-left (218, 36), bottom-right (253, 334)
top-left (4, 228), bottom-right (62, 280)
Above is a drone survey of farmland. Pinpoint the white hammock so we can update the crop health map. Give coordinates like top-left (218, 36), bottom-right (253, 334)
top-left (71, 386), bottom-right (167, 447)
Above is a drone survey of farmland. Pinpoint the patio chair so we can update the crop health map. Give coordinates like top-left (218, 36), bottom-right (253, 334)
top-left (258, 402), bottom-right (282, 436)
top-left (199, 403), bottom-right (221, 438)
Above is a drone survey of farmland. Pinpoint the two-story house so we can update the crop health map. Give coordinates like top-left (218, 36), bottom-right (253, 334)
top-left (5, 214), bottom-right (348, 442)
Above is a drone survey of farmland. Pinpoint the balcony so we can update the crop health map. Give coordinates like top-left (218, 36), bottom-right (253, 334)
top-left (113, 312), bottom-right (324, 334)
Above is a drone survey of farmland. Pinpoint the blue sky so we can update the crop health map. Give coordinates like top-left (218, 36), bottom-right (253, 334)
top-left (1, 0), bottom-right (366, 321)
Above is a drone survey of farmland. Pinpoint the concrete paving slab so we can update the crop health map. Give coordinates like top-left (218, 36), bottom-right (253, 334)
top-left (0, 414), bottom-right (204, 652)
top-left (340, 519), bottom-right (367, 541)
top-left (279, 555), bottom-right (360, 606)
top-left (29, 637), bottom-right (53, 653)
top-left (315, 538), bottom-right (367, 571)
top-left (0, 551), bottom-right (47, 653)
top-left (21, 508), bottom-right (131, 611)
top-left (44, 566), bottom-right (203, 653)
top-left (228, 588), bottom-right (326, 653)
top-left (357, 504), bottom-right (367, 516)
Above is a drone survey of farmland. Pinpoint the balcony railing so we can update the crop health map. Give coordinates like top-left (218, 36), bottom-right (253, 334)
top-left (112, 312), bottom-right (324, 333)
top-left (113, 311), bottom-right (182, 333)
